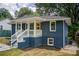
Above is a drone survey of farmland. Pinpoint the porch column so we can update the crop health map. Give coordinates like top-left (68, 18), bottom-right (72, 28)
top-left (27, 23), bottom-right (30, 37)
top-left (34, 20), bottom-right (36, 37)
top-left (16, 22), bottom-right (17, 32)
top-left (21, 22), bottom-right (22, 31)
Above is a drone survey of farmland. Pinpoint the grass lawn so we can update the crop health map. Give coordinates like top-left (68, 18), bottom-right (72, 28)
top-left (0, 47), bottom-right (77, 56)
top-left (0, 49), bottom-right (23, 56)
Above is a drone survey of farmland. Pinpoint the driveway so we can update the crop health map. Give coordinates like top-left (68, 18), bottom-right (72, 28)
top-left (64, 45), bottom-right (79, 50)
top-left (0, 44), bottom-right (11, 51)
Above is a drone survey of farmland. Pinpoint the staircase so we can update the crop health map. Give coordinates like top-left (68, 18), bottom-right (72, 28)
top-left (11, 30), bottom-right (28, 48)
top-left (11, 29), bottom-right (42, 48)
top-left (11, 30), bottom-right (22, 48)
top-left (17, 29), bottom-right (28, 42)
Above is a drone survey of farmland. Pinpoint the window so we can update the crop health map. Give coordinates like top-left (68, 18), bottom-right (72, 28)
top-left (30, 23), bottom-right (34, 30)
top-left (36, 22), bottom-right (41, 30)
top-left (47, 38), bottom-right (54, 46)
top-left (50, 21), bottom-right (56, 32)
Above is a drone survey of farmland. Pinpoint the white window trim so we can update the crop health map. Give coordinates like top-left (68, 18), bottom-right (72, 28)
top-left (47, 38), bottom-right (54, 46)
top-left (50, 21), bottom-right (56, 32)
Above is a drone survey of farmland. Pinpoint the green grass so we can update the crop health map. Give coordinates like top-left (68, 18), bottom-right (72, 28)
top-left (0, 49), bottom-right (23, 56)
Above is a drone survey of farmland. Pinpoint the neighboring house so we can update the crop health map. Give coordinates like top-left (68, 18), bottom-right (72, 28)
top-left (0, 19), bottom-right (11, 37)
top-left (10, 16), bottom-right (71, 49)
top-left (0, 19), bottom-right (11, 30)
top-left (0, 25), bottom-right (3, 30)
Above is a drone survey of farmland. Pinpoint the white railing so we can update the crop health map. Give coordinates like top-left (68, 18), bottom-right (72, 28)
top-left (11, 30), bottom-right (22, 47)
top-left (17, 29), bottom-right (28, 42)
top-left (17, 30), bottom-right (42, 42)
top-left (36, 30), bottom-right (42, 37)
top-left (29, 30), bottom-right (34, 37)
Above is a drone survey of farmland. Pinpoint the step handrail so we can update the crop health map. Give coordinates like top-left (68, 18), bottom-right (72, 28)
top-left (11, 30), bottom-right (22, 43)
top-left (11, 30), bottom-right (22, 38)
top-left (17, 29), bottom-right (28, 39)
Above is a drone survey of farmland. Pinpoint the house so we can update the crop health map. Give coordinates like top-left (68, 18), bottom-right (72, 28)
top-left (0, 19), bottom-right (11, 30)
top-left (10, 16), bottom-right (71, 49)
top-left (0, 19), bottom-right (11, 37)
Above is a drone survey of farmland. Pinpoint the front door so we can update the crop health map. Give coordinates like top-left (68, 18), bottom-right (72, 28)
top-left (47, 38), bottom-right (54, 46)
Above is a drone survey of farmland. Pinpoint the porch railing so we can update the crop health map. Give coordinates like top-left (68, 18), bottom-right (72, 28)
top-left (17, 30), bottom-right (42, 42)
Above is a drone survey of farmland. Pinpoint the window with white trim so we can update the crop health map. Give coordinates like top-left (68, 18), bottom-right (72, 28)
top-left (48, 38), bottom-right (54, 46)
top-left (50, 21), bottom-right (56, 31)
top-left (36, 22), bottom-right (41, 30)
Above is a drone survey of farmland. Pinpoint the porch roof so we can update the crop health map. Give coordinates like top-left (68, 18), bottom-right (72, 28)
top-left (10, 15), bottom-right (71, 25)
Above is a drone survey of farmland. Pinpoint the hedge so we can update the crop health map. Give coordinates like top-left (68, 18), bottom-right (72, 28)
top-left (0, 30), bottom-right (11, 37)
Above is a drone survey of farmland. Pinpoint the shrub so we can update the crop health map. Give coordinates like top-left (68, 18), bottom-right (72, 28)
top-left (0, 30), bottom-right (11, 37)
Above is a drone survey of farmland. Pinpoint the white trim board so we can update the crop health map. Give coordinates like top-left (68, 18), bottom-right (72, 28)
top-left (63, 20), bottom-right (65, 48)
top-left (50, 21), bottom-right (56, 32)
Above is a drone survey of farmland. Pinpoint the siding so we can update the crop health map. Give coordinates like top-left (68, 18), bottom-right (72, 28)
top-left (41, 21), bottom-right (64, 48)
top-left (18, 37), bottom-right (30, 49)
top-left (18, 37), bottom-right (42, 49)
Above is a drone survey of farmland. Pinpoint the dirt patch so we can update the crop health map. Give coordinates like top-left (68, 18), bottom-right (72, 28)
top-left (0, 37), bottom-right (9, 45)
top-left (20, 47), bottom-right (75, 56)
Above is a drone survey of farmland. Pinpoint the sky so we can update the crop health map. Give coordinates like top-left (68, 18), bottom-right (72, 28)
top-left (0, 3), bottom-right (36, 17)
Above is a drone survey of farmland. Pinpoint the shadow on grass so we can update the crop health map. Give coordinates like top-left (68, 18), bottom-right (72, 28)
top-left (21, 45), bottom-right (61, 51)
top-left (75, 50), bottom-right (79, 56)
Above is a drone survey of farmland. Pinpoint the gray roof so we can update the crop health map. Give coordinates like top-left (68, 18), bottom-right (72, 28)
top-left (10, 15), bottom-right (71, 25)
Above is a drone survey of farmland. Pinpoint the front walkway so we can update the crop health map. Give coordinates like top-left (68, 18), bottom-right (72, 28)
top-left (64, 45), bottom-right (79, 50)
top-left (0, 44), bottom-right (11, 51)
top-left (61, 44), bottom-right (79, 54)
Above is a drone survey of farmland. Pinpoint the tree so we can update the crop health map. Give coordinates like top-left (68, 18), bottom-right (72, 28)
top-left (35, 3), bottom-right (57, 16)
top-left (35, 3), bottom-right (79, 40)
top-left (16, 7), bottom-right (33, 17)
top-left (0, 8), bottom-right (12, 20)
top-left (32, 12), bottom-right (40, 16)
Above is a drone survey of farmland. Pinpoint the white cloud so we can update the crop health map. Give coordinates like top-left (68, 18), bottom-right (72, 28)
top-left (0, 3), bottom-right (36, 17)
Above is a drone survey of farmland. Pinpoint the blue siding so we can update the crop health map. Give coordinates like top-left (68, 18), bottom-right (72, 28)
top-left (12, 24), bottom-right (15, 35)
top-left (34, 37), bottom-right (42, 47)
top-left (18, 37), bottom-right (30, 49)
top-left (18, 37), bottom-right (42, 49)
top-left (41, 21), bottom-right (63, 48)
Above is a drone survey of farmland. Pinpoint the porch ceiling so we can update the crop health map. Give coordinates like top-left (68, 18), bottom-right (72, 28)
top-left (9, 16), bottom-right (71, 25)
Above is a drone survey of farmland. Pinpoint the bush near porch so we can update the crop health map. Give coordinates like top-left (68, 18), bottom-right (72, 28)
top-left (0, 30), bottom-right (11, 37)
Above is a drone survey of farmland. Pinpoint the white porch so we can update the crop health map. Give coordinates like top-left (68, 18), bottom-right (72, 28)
top-left (11, 19), bottom-right (42, 48)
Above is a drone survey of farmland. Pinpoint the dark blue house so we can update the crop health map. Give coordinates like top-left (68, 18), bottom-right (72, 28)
top-left (10, 16), bottom-right (71, 49)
